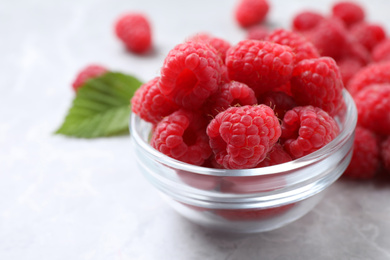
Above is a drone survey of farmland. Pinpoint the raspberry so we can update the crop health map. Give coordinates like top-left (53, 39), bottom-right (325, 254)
top-left (114, 13), bottom-right (152, 54)
top-left (331, 1), bottom-right (365, 27)
top-left (204, 81), bottom-right (257, 117)
top-left (72, 64), bottom-right (107, 91)
top-left (343, 126), bottom-right (380, 179)
top-left (274, 82), bottom-right (292, 96)
top-left (354, 84), bottom-right (390, 135)
top-left (302, 17), bottom-right (348, 59)
top-left (207, 105), bottom-right (281, 169)
top-left (215, 204), bottom-right (294, 221)
top-left (226, 40), bottom-right (295, 96)
top-left (349, 22), bottom-right (386, 51)
top-left (266, 28), bottom-right (320, 63)
top-left (381, 136), bottom-right (390, 172)
top-left (336, 57), bottom-right (364, 86)
top-left (257, 91), bottom-right (297, 119)
top-left (151, 109), bottom-right (211, 165)
top-left (372, 39), bottom-right (390, 63)
top-left (292, 11), bottom-right (324, 32)
top-left (347, 62), bottom-right (390, 96)
top-left (235, 0), bottom-right (269, 28)
top-left (159, 42), bottom-right (223, 110)
top-left (256, 143), bottom-right (292, 167)
top-left (131, 77), bottom-right (178, 124)
top-left (281, 106), bottom-right (340, 159)
top-left (246, 25), bottom-right (270, 41)
top-left (187, 33), bottom-right (231, 63)
top-left (290, 57), bottom-right (344, 116)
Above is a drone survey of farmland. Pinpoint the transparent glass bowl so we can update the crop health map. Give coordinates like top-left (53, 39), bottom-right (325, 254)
top-left (130, 90), bottom-right (357, 234)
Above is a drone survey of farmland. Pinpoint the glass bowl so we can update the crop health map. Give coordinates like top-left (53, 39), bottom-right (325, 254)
top-left (130, 89), bottom-right (357, 234)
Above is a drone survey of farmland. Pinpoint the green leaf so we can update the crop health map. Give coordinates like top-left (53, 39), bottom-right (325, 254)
top-left (55, 72), bottom-right (142, 138)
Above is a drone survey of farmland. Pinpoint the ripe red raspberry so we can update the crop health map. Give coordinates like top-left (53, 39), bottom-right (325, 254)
top-left (226, 40), bottom-right (295, 96)
top-left (214, 204), bottom-right (294, 221)
top-left (266, 28), bottom-right (320, 63)
top-left (354, 84), bottom-right (390, 135)
top-left (151, 109), bottom-right (211, 166)
top-left (246, 25), bottom-right (270, 41)
top-left (331, 1), bottom-right (365, 27)
top-left (274, 82), bottom-right (292, 96)
top-left (72, 64), bottom-right (107, 91)
top-left (159, 42), bottom-right (223, 110)
top-left (381, 136), bottom-right (390, 172)
top-left (302, 17), bottom-right (348, 59)
top-left (204, 81), bottom-right (257, 117)
top-left (347, 62), bottom-right (390, 96)
top-left (281, 106), bottom-right (340, 159)
top-left (343, 126), bottom-right (380, 179)
top-left (207, 105), bottom-right (281, 169)
top-left (349, 22), bottom-right (386, 51)
top-left (256, 143), bottom-right (292, 167)
top-left (235, 0), bottom-right (269, 28)
top-left (114, 13), bottom-right (152, 54)
top-left (292, 11), bottom-right (324, 32)
top-left (131, 77), bottom-right (178, 124)
top-left (336, 57), bottom-right (364, 86)
top-left (257, 91), bottom-right (297, 119)
top-left (187, 33), bottom-right (231, 63)
top-left (372, 39), bottom-right (390, 63)
top-left (290, 57), bottom-right (344, 116)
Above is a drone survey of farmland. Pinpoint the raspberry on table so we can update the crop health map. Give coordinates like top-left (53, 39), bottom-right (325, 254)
top-left (347, 61), bottom-right (390, 96)
top-left (372, 39), bottom-right (390, 63)
top-left (302, 17), bottom-right (348, 59)
top-left (290, 57), bottom-right (344, 116)
top-left (235, 0), bottom-right (269, 28)
top-left (131, 77), bottom-right (178, 124)
top-left (266, 28), bottom-right (320, 63)
top-left (292, 11), bottom-right (325, 32)
top-left (343, 126), bottom-right (380, 179)
top-left (226, 40), bottom-right (296, 96)
top-left (151, 109), bottom-right (211, 166)
top-left (331, 1), bottom-right (365, 27)
top-left (72, 64), bottom-right (107, 91)
top-left (246, 25), bottom-right (270, 41)
top-left (159, 41), bottom-right (224, 110)
top-left (257, 91), bottom-right (297, 120)
top-left (204, 81), bottom-right (257, 118)
top-left (281, 106), bottom-right (340, 159)
top-left (114, 13), bottom-right (152, 54)
top-left (381, 136), bottom-right (390, 172)
top-left (354, 84), bottom-right (390, 136)
top-left (349, 22), bottom-right (386, 51)
top-left (186, 33), bottom-right (231, 63)
top-left (207, 105), bottom-right (281, 169)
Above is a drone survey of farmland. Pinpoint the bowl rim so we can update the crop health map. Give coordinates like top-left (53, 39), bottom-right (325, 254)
top-left (130, 89), bottom-right (357, 177)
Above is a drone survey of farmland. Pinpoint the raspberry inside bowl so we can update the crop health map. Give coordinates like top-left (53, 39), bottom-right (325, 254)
top-left (130, 89), bottom-right (357, 233)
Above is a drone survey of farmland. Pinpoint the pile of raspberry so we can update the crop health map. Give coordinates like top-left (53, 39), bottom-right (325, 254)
top-left (130, 29), bottom-right (344, 172)
top-left (287, 1), bottom-right (390, 179)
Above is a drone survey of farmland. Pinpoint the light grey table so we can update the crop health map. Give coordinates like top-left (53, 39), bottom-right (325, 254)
top-left (1, 0), bottom-right (390, 259)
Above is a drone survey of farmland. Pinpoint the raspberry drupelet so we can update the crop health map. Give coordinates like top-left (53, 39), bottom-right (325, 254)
top-left (159, 41), bottom-right (224, 110)
top-left (131, 77), bottom-right (178, 124)
top-left (204, 81), bottom-right (257, 118)
top-left (290, 57), bottom-right (344, 116)
top-left (151, 109), bottom-right (211, 166)
top-left (207, 105), bottom-right (281, 169)
top-left (72, 64), bottom-right (107, 91)
top-left (226, 40), bottom-right (296, 96)
top-left (186, 33), bottom-right (231, 63)
top-left (281, 106), bottom-right (340, 159)
top-left (114, 13), bottom-right (152, 54)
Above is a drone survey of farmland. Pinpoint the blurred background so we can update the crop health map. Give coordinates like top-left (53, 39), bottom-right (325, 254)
top-left (1, 0), bottom-right (390, 259)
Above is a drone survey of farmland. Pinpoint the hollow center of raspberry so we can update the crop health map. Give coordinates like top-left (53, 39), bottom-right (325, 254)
top-left (176, 69), bottom-right (198, 93)
top-left (182, 127), bottom-right (197, 146)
